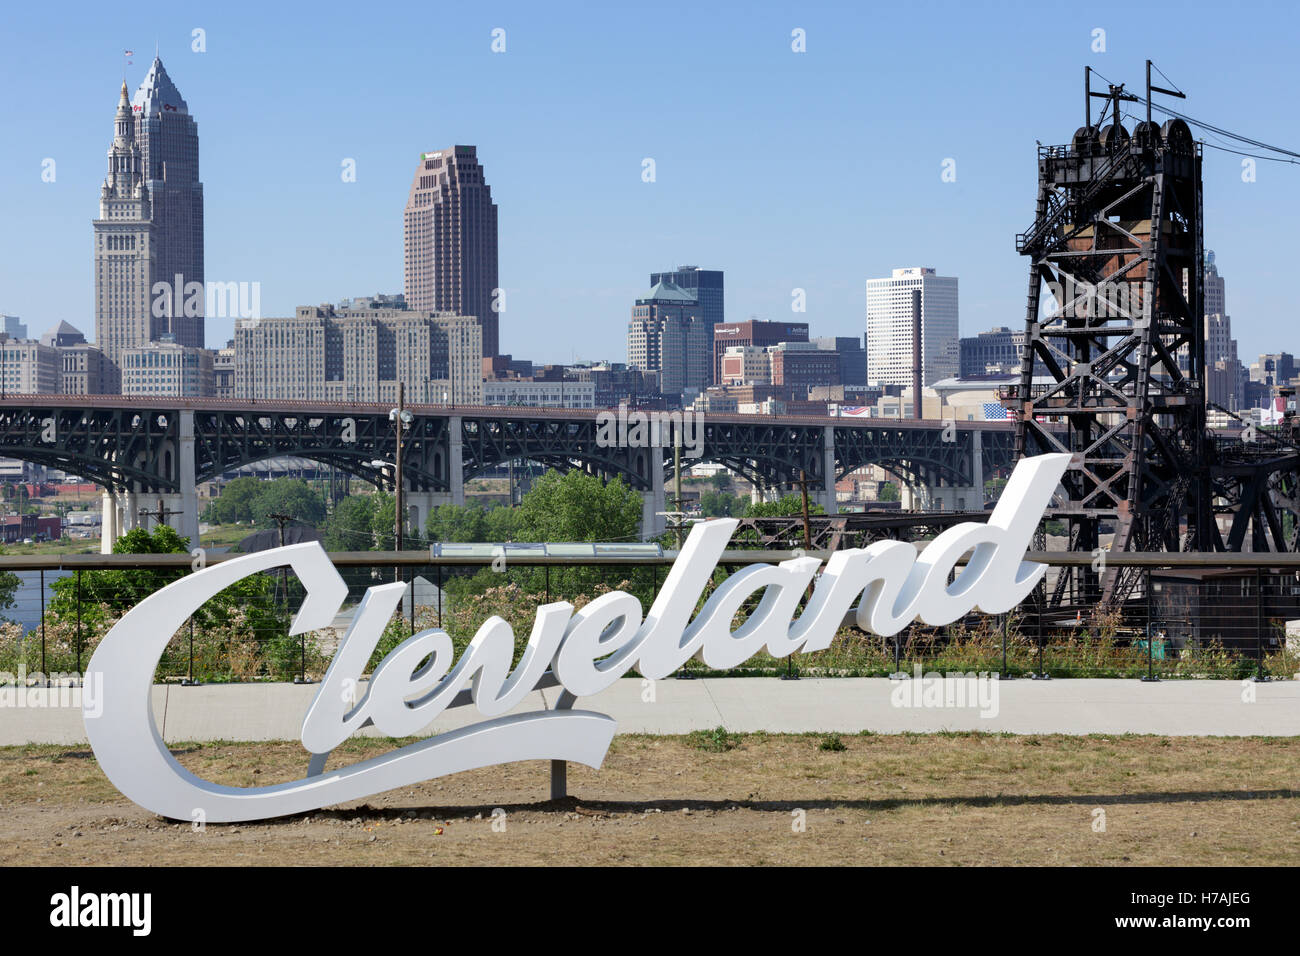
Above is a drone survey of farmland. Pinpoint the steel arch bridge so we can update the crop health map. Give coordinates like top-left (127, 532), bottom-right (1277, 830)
top-left (0, 396), bottom-right (1019, 498)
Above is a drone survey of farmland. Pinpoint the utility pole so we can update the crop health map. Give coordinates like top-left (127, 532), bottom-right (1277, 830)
top-left (389, 382), bottom-right (413, 582)
top-left (139, 498), bottom-right (181, 533)
top-left (674, 440), bottom-right (684, 549)
top-left (268, 512), bottom-right (291, 548)
top-left (394, 382), bottom-right (405, 554)
top-left (268, 511), bottom-right (307, 684)
top-left (267, 511), bottom-right (292, 606)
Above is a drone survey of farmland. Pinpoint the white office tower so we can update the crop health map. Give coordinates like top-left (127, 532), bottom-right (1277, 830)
top-left (865, 267), bottom-right (959, 388)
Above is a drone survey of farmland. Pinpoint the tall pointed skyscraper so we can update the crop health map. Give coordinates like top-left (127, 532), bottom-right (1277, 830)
top-left (404, 146), bottom-right (499, 358)
top-left (92, 81), bottom-right (152, 385)
top-left (94, 57), bottom-right (204, 374)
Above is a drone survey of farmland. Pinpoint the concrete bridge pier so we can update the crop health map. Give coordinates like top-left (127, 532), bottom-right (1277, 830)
top-left (814, 424), bottom-right (839, 515)
top-left (121, 491), bottom-right (140, 533)
top-left (101, 490), bottom-right (140, 552)
top-left (917, 429), bottom-right (985, 512)
top-left (100, 491), bottom-right (119, 554)
top-left (924, 486), bottom-right (983, 511)
top-left (103, 412), bottom-right (201, 549)
top-left (900, 482), bottom-right (931, 510)
top-left (447, 415), bottom-right (465, 506)
top-left (405, 491), bottom-right (439, 541)
top-left (640, 452), bottom-right (665, 540)
top-left (177, 410), bottom-right (200, 546)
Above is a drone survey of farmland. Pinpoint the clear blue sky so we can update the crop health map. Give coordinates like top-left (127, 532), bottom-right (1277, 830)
top-left (2, 0), bottom-right (1298, 363)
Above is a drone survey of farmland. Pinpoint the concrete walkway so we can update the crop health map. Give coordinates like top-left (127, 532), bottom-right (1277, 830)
top-left (2, 675), bottom-right (1298, 745)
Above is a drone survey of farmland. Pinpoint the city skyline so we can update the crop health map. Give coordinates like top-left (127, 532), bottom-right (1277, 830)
top-left (2, 2), bottom-right (1299, 366)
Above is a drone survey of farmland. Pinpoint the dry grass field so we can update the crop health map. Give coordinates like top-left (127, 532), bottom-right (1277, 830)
top-left (1, 732), bottom-right (1296, 866)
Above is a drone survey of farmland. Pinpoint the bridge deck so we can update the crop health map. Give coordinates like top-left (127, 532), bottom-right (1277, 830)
top-left (0, 394), bottom-right (1018, 431)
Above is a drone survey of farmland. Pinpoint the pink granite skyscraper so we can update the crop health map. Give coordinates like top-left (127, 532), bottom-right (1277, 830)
top-left (403, 146), bottom-right (500, 359)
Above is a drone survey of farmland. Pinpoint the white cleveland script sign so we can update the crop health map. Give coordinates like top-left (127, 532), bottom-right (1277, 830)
top-left (84, 452), bottom-right (1071, 821)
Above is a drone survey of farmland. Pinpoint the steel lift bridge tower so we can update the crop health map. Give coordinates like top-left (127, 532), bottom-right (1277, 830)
top-left (1014, 63), bottom-right (1300, 608)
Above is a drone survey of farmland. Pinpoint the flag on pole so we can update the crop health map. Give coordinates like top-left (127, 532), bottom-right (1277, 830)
top-left (1260, 396), bottom-right (1285, 426)
top-left (124, 49), bottom-right (134, 66)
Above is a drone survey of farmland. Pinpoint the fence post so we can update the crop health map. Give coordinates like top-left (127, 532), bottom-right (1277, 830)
top-left (993, 613), bottom-right (1013, 681)
top-left (1142, 566), bottom-right (1159, 682)
top-left (1254, 567), bottom-right (1267, 682)
top-left (890, 627), bottom-right (907, 681)
top-left (39, 568), bottom-right (46, 679)
top-left (75, 569), bottom-right (82, 676)
top-left (1032, 586), bottom-right (1049, 679)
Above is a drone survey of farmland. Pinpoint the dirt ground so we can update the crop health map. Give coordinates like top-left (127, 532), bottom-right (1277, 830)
top-left (1, 733), bottom-right (1296, 866)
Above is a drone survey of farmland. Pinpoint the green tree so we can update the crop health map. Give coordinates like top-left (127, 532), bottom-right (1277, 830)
top-left (743, 495), bottom-right (825, 518)
top-left (699, 489), bottom-right (746, 518)
top-left (0, 547), bottom-right (20, 611)
top-left (318, 490), bottom-right (424, 551)
top-left (439, 470), bottom-right (652, 614)
top-left (48, 524), bottom-right (281, 638)
top-left (320, 494), bottom-right (377, 551)
top-left (513, 469), bottom-right (643, 543)
top-left (250, 478), bottom-right (327, 528)
top-left (878, 481), bottom-right (901, 502)
top-left (370, 491), bottom-right (397, 551)
top-left (483, 504), bottom-right (521, 542)
top-left (425, 502), bottom-right (523, 544)
top-left (203, 476), bottom-right (263, 524)
top-left (205, 477), bottom-right (328, 528)
top-left (51, 525), bottom-right (194, 615)
top-left (427, 503), bottom-right (488, 543)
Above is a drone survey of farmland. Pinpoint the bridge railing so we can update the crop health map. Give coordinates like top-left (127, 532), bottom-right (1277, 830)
top-left (0, 550), bottom-right (1294, 685)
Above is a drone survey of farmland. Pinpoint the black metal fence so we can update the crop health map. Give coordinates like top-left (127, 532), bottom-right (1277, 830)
top-left (0, 549), bottom-right (1295, 684)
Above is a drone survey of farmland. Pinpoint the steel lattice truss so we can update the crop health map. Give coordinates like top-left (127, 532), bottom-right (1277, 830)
top-left (461, 415), bottom-right (659, 489)
top-left (192, 408), bottom-right (452, 493)
top-left (732, 510), bottom-right (991, 551)
top-left (1015, 103), bottom-right (1300, 605)
top-left (689, 420), bottom-right (829, 489)
top-left (0, 404), bottom-right (180, 491)
top-left (835, 425), bottom-right (1014, 491)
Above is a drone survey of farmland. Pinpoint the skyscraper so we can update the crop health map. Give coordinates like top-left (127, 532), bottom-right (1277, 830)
top-left (1204, 249), bottom-right (1225, 319)
top-left (404, 146), bottom-right (500, 359)
top-left (132, 58), bottom-right (204, 350)
top-left (627, 278), bottom-right (710, 404)
top-left (1194, 251), bottom-right (1245, 411)
top-left (93, 81), bottom-right (153, 377)
top-left (865, 267), bottom-right (959, 387)
top-left (649, 266), bottom-right (724, 328)
top-left (93, 57), bottom-right (204, 378)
